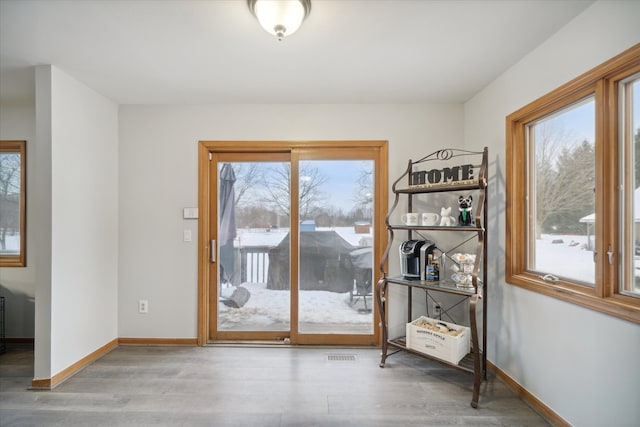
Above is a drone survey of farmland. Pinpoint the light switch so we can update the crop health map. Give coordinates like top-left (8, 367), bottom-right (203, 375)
top-left (183, 207), bottom-right (198, 219)
top-left (183, 229), bottom-right (192, 242)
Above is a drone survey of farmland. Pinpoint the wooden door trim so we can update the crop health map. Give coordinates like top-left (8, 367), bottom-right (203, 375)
top-left (197, 142), bottom-right (210, 346)
top-left (197, 140), bottom-right (388, 346)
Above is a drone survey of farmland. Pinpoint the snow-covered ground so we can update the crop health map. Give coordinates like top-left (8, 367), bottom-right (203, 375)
top-left (219, 281), bottom-right (372, 332)
top-left (535, 233), bottom-right (640, 287)
top-left (534, 234), bottom-right (595, 283)
top-left (1, 233), bottom-right (20, 253)
top-left (218, 232), bottom-right (639, 332)
top-left (219, 227), bottom-right (375, 332)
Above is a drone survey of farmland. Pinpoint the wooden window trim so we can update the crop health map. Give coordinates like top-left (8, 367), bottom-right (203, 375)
top-left (506, 44), bottom-right (640, 324)
top-left (0, 140), bottom-right (26, 267)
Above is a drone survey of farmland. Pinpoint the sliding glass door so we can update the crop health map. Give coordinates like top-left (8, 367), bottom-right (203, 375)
top-left (202, 141), bottom-right (386, 345)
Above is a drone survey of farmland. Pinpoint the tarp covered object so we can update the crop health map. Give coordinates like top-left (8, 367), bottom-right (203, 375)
top-left (349, 247), bottom-right (372, 270)
top-left (349, 247), bottom-right (373, 296)
top-left (221, 286), bottom-right (250, 308)
top-left (219, 163), bottom-right (237, 284)
top-left (267, 231), bottom-right (355, 292)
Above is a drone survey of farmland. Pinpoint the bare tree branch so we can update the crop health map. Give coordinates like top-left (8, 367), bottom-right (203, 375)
top-left (534, 123), bottom-right (595, 234)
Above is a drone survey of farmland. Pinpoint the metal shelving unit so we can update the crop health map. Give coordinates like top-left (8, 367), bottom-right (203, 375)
top-left (376, 147), bottom-right (488, 408)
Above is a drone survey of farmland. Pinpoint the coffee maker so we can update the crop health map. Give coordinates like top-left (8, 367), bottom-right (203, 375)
top-left (399, 239), bottom-right (436, 279)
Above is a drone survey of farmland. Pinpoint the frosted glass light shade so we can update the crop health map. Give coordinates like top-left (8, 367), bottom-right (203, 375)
top-left (248, 0), bottom-right (311, 41)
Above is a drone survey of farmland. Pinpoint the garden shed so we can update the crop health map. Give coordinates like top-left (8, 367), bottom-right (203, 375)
top-left (267, 231), bottom-right (355, 292)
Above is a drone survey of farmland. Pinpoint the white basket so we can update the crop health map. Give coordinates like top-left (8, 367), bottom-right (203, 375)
top-left (406, 316), bottom-right (470, 365)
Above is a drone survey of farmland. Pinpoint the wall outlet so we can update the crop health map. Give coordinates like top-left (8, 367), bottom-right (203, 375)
top-left (138, 299), bottom-right (148, 314)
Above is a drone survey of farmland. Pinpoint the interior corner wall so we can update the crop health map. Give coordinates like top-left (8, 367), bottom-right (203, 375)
top-left (463, 1), bottom-right (640, 426)
top-left (33, 65), bottom-right (53, 380)
top-left (47, 66), bottom-right (119, 377)
top-left (117, 104), bottom-right (463, 338)
top-left (0, 79), bottom-right (36, 339)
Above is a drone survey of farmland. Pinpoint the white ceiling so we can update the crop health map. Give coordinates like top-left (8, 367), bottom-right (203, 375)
top-left (0, 0), bottom-right (593, 105)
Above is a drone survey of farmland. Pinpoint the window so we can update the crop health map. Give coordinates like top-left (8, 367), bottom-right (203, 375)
top-left (0, 140), bottom-right (26, 267)
top-left (506, 44), bottom-right (640, 323)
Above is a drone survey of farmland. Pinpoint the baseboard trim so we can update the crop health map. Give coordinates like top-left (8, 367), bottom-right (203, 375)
top-left (31, 338), bottom-right (118, 390)
top-left (487, 360), bottom-right (569, 427)
top-left (118, 337), bottom-right (198, 346)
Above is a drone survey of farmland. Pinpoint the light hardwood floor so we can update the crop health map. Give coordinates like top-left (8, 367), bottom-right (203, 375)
top-left (0, 344), bottom-right (550, 426)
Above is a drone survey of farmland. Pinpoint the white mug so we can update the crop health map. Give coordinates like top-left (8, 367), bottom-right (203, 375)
top-left (421, 212), bottom-right (440, 226)
top-left (401, 212), bottom-right (419, 226)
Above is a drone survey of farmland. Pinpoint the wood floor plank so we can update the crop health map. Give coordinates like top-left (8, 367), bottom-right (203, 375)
top-left (0, 344), bottom-right (550, 426)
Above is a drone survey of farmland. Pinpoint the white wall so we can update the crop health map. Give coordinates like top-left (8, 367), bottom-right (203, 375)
top-left (46, 66), bottom-right (119, 377)
top-left (0, 81), bottom-right (36, 339)
top-left (118, 104), bottom-right (464, 338)
top-left (33, 66), bottom-right (53, 379)
top-left (2, 65), bottom-right (119, 380)
top-left (464, 1), bottom-right (640, 426)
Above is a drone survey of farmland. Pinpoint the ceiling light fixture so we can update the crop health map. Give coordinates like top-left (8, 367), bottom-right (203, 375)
top-left (248, 0), bottom-right (311, 41)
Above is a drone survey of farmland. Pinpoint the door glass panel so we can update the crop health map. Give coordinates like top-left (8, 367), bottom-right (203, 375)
top-left (297, 160), bottom-right (374, 334)
top-left (526, 97), bottom-right (596, 285)
top-left (217, 161), bottom-right (291, 331)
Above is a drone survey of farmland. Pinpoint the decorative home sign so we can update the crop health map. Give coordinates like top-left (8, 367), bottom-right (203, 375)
top-left (410, 164), bottom-right (476, 188)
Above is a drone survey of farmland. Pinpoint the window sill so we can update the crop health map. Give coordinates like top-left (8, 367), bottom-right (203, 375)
top-left (506, 272), bottom-right (640, 324)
